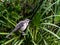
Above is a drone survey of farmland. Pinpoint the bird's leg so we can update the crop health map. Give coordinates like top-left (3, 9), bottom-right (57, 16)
top-left (21, 32), bottom-right (26, 36)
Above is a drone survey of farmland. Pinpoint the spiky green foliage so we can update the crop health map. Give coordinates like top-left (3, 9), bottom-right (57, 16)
top-left (0, 0), bottom-right (60, 45)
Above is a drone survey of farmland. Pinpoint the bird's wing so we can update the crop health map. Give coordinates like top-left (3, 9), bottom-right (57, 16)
top-left (6, 21), bottom-right (24, 38)
top-left (16, 21), bottom-right (24, 30)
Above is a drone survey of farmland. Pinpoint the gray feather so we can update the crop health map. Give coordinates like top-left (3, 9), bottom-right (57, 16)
top-left (6, 21), bottom-right (24, 38)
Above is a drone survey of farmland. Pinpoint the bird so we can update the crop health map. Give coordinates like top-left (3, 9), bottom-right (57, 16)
top-left (6, 19), bottom-right (30, 38)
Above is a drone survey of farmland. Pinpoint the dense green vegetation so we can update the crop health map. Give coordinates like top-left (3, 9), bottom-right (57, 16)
top-left (0, 0), bottom-right (60, 45)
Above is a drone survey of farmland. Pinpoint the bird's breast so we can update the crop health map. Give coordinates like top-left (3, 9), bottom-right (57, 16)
top-left (20, 23), bottom-right (28, 31)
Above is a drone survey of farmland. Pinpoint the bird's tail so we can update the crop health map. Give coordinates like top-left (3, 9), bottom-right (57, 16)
top-left (6, 28), bottom-right (17, 38)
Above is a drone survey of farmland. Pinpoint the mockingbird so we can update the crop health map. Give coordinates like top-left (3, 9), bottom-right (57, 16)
top-left (6, 19), bottom-right (30, 38)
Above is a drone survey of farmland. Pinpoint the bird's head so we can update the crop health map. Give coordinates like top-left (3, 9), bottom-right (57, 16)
top-left (24, 19), bottom-right (31, 23)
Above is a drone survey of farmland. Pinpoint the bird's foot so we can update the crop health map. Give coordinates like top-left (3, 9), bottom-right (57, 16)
top-left (22, 32), bottom-right (26, 36)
